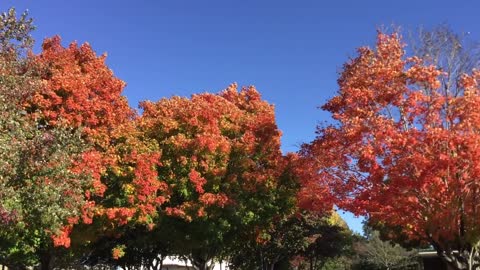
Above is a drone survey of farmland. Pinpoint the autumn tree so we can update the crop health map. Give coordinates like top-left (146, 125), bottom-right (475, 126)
top-left (135, 84), bottom-right (308, 270)
top-left (30, 34), bottom-right (134, 141)
top-left (30, 35), bottom-right (173, 268)
top-left (0, 7), bottom-right (166, 269)
top-left (0, 8), bottom-right (98, 269)
top-left (85, 95), bottom-right (339, 270)
top-left (303, 31), bottom-right (480, 269)
top-left (300, 212), bottom-right (353, 270)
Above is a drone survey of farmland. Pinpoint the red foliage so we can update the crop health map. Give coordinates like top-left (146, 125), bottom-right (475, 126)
top-left (29, 36), bottom-right (133, 142)
top-left (139, 84), bottom-right (286, 221)
top-left (111, 245), bottom-right (125, 259)
top-left (51, 225), bottom-right (73, 248)
top-left (105, 208), bottom-right (137, 225)
top-left (304, 32), bottom-right (480, 250)
top-left (199, 193), bottom-right (229, 207)
top-left (189, 169), bottom-right (207, 194)
top-left (130, 152), bottom-right (168, 221)
top-left (96, 123), bottom-right (169, 228)
top-left (22, 36), bottom-right (165, 247)
top-left (72, 150), bottom-right (108, 197)
top-left (288, 153), bottom-right (335, 213)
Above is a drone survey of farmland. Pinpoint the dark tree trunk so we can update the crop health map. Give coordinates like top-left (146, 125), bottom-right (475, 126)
top-left (191, 253), bottom-right (214, 270)
top-left (39, 251), bottom-right (51, 270)
top-left (192, 260), bottom-right (214, 270)
top-left (150, 256), bottom-right (164, 270)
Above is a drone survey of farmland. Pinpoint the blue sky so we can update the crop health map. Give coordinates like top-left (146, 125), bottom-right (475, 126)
top-left (3, 0), bottom-right (479, 234)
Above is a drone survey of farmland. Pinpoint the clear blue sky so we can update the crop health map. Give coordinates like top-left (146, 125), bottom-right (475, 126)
top-left (3, 0), bottom-right (479, 234)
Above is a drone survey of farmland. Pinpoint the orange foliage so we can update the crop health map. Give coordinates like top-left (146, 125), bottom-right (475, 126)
top-left (51, 225), bottom-right (73, 248)
top-left (304, 32), bottom-right (480, 250)
top-left (23, 36), bottom-right (168, 247)
top-left (139, 84), bottom-right (286, 221)
top-left (29, 36), bottom-right (133, 143)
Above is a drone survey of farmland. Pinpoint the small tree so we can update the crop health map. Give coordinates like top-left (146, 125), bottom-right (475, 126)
top-left (354, 226), bottom-right (417, 270)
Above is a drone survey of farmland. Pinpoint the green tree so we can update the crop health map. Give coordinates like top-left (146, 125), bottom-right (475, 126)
top-left (228, 211), bottom-right (353, 270)
top-left (353, 226), bottom-right (418, 270)
top-left (0, 8), bottom-right (97, 269)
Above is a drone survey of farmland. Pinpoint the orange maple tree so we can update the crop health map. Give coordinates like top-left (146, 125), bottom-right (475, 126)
top-left (20, 36), bottom-right (168, 250)
top-left (138, 84), bottom-right (302, 269)
top-left (139, 84), bottom-right (285, 221)
top-left (303, 32), bottom-right (480, 269)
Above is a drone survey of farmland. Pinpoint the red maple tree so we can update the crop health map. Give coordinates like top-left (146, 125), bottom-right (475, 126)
top-left (138, 84), bottom-right (302, 269)
top-left (22, 36), bottom-right (168, 249)
top-left (303, 32), bottom-right (480, 269)
top-left (139, 84), bottom-right (286, 221)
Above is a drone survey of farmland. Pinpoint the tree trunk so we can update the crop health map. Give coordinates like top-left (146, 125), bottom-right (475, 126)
top-left (192, 262), bottom-right (212, 270)
top-left (439, 248), bottom-right (480, 270)
top-left (191, 255), bottom-right (214, 270)
top-left (150, 256), bottom-right (164, 270)
top-left (39, 252), bottom-right (51, 270)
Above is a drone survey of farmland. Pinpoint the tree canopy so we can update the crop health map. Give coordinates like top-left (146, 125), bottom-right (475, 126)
top-left (5, 5), bottom-right (480, 270)
top-left (303, 31), bottom-right (480, 269)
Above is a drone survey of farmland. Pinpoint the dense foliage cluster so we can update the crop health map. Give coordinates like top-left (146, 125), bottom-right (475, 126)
top-left (2, 6), bottom-right (480, 270)
top-left (0, 8), bottom-right (346, 270)
top-left (302, 31), bottom-right (480, 269)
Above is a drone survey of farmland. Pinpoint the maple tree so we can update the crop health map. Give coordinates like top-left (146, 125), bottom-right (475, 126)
top-left (29, 30), bottom-right (171, 245)
top-left (0, 8), bottom-right (166, 269)
top-left (137, 84), bottom-right (305, 270)
top-left (303, 31), bottom-right (480, 269)
top-left (82, 101), bottom-right (338, 269)
top-left (0, 9), bottom-right (96, 269)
